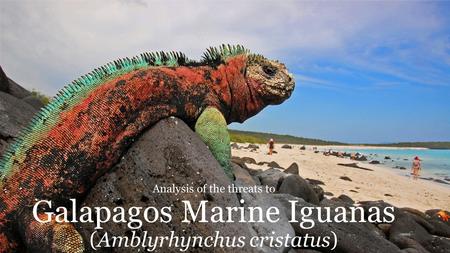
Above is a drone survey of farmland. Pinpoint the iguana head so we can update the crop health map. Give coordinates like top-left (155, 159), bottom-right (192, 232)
top-left (202, 45), bottom-right (295, 122)
top-left (245, 54), bottom-right (295, 105)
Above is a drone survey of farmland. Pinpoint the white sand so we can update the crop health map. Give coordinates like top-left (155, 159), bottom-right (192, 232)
top-left (232, 143), bottom-right (450, 212)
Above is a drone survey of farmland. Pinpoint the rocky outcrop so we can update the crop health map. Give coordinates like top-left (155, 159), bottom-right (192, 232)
top-left (306, 178), bottom-right (325, 186)
top-left (241, 156), bottom-right (257, 164)
top-left (337, 162), bottom-right (373, 171)
top-left (268, 161), bottom-right (283, 169)
top-left (278, 174), bottom-right (320, 205)
top-left (257, 161), bottom-right (284, 169)
top-left (1, 67), bottom-right (30, 99)
top-left (0, 66), bottom-right (44, 108)
top-left (285, 162), bottom-right (299, 174)
top-left (0, 66), bottom-right (9, 93)
top-left (233, 164), bottom-right (295, 253)
top-left (389, 211), bottom-right (450, 253)
top-left (335, 194), bottom-right (355, 205)
top-left (254, 164), bottom-right (320, 205)
top-left (71, 117), bottom-right (450, 252)
top-left (77, 117), bottom-right (258, 253)
top-left (339, 176), bottom-right (352, 181)
top-left (257, 168), bottom-right (286, 190)
top-left (0, 66), bottom-right (45, 156)
top-left (0, 92), bottom-right (39, 155)
top-left (231, 142), bottom-right (241, 149)
top-left (272, 194), bottom-right (402, 253)
top-left (232, 156), bottom-right (258, 166)
top-left (354, 155), bottom-right (367, 161)
top-left (281, 144), bottom-right (292, 149)
top-left (247, 144), bottom-right (259, 149)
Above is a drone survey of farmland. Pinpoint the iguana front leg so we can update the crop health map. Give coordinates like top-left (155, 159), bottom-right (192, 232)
top-left (195, 107), bottom-right (233, 179)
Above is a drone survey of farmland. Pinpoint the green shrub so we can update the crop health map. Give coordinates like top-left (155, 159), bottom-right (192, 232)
top-left (30, 90), bottom-right (51, 105)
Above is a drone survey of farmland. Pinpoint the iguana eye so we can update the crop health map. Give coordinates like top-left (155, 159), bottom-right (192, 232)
top-left (262, 65), bottom-right (277, 76)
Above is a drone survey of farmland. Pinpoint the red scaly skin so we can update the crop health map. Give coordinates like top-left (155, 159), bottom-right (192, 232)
top-left (0, 55), bottom-right (268, 252)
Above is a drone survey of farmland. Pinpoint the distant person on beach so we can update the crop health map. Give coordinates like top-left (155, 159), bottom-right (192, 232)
top-left (268, 138), bottom-right (274, 155)
top-left (411, 156), bottom-right (421, 180)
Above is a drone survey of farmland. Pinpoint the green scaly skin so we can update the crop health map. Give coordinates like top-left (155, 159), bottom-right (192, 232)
top-left (195, 107), bottom-right (233, 179)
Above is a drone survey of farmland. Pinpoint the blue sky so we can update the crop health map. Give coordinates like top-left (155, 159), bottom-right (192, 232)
top-left (1, 0), bottom-right (449, 143)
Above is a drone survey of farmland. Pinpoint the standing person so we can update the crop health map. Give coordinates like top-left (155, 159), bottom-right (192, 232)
top-left (268, 138), bottom-right (275, 155)
top-left (411, 156), bottom-right (421, 180)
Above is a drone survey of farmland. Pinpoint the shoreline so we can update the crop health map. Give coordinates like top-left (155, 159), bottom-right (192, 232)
top-left (313, 144), bottom-right (450, 184)
top-left (311, 145), bottom-right (429, 150)
top-left (232, 143), bottom-right (450, 212)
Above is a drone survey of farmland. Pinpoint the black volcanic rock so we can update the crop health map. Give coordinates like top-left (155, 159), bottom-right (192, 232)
top-left (7, 78), bottom-right (31, 99)
top-left (231, 156), bottom-right (257, 166)
top-left (258, 161), bottom-right (284, 169)
top-left (22, 95), bottom-right (45, 110)
top-left (278, 174), bottom-right (320, 205)
top-left (336, 194), bottom-right (355, 204)
top-left (404, 208), bottom-right (450, 238)
top-left (77, 117), bottom-right (257, 253)
top-left (257, 168), bottom-right (286, 190)
top-left (0, 66), bottom-right (31, 99)
top-left (311, 184), bottom-right (324, 202)
top-left (241, 156), bottom-right (257, 164)
top-left (389, 213), bottom-right (450, 253)
top-left (340, 176), bottom-right (352, 181)
top-left (0, 66), bottom-right (9, 92)
top-left (0, 67), bottom-right (46, 156)
top-left (230, 142), bottom-right (240, 149)
top-left (338, 162), bottom-right (373, 171)
top-left (247, 144), bottom-right (259, 149)
top-left (268, 161), bottom-right (283, 169)
top-left (272, 194), bottom-right (402, 253)
top-left (0, 92), bottom-right (38, 156)
top-left (306, 178), bottom-right (325, 186)
top-left (355, 155), bottom-right (368, 161)
top-left (284, 162), bottom-right (299, 174)
top-left (232, 164), bottom-right (295, 253)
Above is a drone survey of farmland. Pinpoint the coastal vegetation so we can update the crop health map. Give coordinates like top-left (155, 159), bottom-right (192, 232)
top-left (229, 130), bottom-right (345, 145)
top-left (30, 89), bottom-right (50, 105)
top-left (229, 129), bottom-right (450, 149)
top-left (363, 142), bottom-right (450, 150)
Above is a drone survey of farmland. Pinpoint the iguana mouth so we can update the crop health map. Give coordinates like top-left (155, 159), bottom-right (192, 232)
top-left (264, 82), bottom-right (294, 104)
top-left (266, 72), bottom-right (295, 102)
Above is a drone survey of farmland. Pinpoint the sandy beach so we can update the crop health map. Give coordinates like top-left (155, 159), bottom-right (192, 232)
top-left (232, 143), bottom-right (450, 212)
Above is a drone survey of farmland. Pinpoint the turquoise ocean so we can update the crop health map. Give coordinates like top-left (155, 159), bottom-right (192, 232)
top-left (329, 148), bottom-right (450, 183)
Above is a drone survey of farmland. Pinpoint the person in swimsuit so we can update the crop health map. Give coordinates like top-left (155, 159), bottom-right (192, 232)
top-left (411, 156), bottom-right (421, 180)
top-left (268, 138), bottom-right (274, 155)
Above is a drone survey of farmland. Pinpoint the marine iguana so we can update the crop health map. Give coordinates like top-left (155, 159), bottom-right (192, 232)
top-left (0, 44), bottom-right (295, 252)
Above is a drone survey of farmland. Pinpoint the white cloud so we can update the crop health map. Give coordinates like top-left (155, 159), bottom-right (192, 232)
top-left (295, 74), bottom-right (344, 90)
top-left (0, 0), bottom-right (448, 94)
